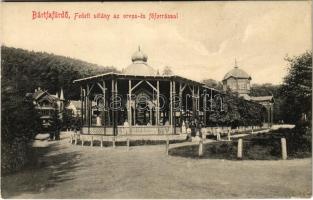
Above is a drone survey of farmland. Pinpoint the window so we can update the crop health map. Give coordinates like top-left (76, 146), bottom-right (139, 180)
top-left (239, 82), bottom-right (246, 90)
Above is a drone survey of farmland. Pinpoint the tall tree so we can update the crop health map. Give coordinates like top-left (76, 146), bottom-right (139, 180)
top-left (162, 66), bottom-right (174, 75)
top-left (201, 79), bottom-right (223, 90)
top-left (280, 51), bottom-right (312, 125)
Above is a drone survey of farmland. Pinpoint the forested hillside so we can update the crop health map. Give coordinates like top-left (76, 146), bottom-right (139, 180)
top-left (1, 46), bottom-right (119, 100)
top-left (1, 46), bottom-right (119, 174)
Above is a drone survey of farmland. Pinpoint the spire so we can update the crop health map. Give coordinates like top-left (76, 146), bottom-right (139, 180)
top-left (234, 58), bottom-right (238, 68)
top-left (55, 92), bottom-right (59, 98)
top-left (60, 88), bottom-right (64, 101)
top-left (138, 45), bottom-right (141, 52)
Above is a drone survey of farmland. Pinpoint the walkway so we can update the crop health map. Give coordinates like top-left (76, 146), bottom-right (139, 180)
top-left (1, 132), bottom-right (311, 198)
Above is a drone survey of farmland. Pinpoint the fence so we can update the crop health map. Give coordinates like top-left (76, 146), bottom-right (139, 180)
top-left (81, 125), bottom-right (173, 135)
top-left (81, 125), bottom-right (266, 137)
top-left (199, 125), bottom-right (265, 137)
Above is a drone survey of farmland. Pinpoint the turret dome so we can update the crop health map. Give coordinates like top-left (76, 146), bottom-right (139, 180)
top-left (131, 46), bottom-right (148, 62)
top-left (223, 62), bottom-right (251, 80)
top-left (123, 47), bottom-right (157, 76)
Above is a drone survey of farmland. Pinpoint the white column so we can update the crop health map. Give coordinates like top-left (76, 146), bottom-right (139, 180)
top-left (170, 81), bottom-right (173, 126)
top-left (128, 80), bottom-right (132, 135)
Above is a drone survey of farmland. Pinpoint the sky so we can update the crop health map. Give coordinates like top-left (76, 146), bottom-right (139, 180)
top-left (1, 2), bottom-right (312, 84)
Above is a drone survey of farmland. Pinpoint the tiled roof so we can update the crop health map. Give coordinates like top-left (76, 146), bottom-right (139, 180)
top-left (223, 67), bottom-right (251, 80)
top-left (123, 62), bottom-right (157, 76)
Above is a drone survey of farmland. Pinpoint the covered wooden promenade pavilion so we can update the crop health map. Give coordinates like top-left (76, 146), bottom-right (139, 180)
top-left (73, 72), bottom-right (221, 136)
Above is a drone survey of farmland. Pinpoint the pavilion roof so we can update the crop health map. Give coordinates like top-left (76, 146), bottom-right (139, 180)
top-left (73, 72), bottom-right (204, 86)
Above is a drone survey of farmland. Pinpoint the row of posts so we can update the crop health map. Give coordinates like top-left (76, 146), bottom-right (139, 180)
top-left (236, 138), bottom-right (287, 160)
top-left (197, 137), bottom-right (288, 160)
top-left (70, 134), bottom-right (130, 151)
top-left (71, 134), bottom-right (288, 160)
top-left (72, 133), bottom-right (170, 154)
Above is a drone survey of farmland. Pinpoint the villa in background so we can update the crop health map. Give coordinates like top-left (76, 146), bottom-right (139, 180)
top-left (66, 100), bottom-right (81, 117)
top-left (222, 62), bottom-right (274, 125)
top-left (26, 87), bottom-right (65, 128)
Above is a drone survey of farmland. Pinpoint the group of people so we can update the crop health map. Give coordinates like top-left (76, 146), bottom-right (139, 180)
top-left (46, 117), bottom-right (62, 141)
top-left (183, 119), bottom-right (204, 141)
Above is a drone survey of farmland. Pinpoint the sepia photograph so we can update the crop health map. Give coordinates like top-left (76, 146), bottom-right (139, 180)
top-left (1, 1), bottom-right (312, 199)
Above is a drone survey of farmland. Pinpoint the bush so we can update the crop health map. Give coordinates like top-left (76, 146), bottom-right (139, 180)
top-left (1, 139), bottom-right (31, 174)
top-left (271, 127), bottom-right (312, 158)
top-left (206, 93), bottom-right (265, 127)
top-left (1, 81), bottom-right (41, 174)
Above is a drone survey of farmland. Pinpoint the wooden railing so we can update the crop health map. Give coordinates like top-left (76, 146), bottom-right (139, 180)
top-left (81, 125), bottom-right (174, 135)
top-left (80, 125), bottom-right (267, 136)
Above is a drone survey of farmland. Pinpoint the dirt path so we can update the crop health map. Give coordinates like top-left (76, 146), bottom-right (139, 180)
top-left (2, 132), bottom-right (311, 198)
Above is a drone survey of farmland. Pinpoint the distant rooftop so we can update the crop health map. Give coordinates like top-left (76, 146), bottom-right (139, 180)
top-left (250, 96), bottom-right (274, 102)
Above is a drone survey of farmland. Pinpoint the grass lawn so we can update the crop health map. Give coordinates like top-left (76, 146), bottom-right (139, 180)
top-left (170, 130), bottom-right (311, 160)
top-left (1, 132), bottom-right (312, 198)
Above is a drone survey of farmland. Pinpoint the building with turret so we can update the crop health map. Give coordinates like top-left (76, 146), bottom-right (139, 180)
top-left (222, 61), bottom-right (251, 100)
top-left (222, 61), bottom-right (274, 125)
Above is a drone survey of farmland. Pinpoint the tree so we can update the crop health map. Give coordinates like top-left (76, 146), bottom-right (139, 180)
top-left (206, 92), bottom-right (265, 127)
top-left (201, 79), bottom-right (223, 90)
top-left (280, 51), bottom-right (312, 126)
top-left (1, 82), bottom-right (41, 143)
top-left (250, 83), bottom-right (280, 97)
top-left (47, 104), bottom-right (63, 140)
top-left (1, 78), bottom-right (41, 173)
top-left (1, 46), bottom-right (119, 100)
top-left (62, 107), bottom-right (78, 131)
top-left (1, 46), bottom-right (119, 173)
top-left (162, 66), bottom-right (174, 75)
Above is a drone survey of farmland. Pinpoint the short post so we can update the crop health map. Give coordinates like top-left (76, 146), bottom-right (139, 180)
top-left (100, 136), bottom-right (103, 148)
top-left (217, 132), bottom-right (221, 141)
top-left (165, 137), bottom-right (169, 155)
top-left (75, 134), bottom-right (78, 145)
top-left (227, 130), bottom-right (231, 141)
top-left (237, 139), bottom-right (243, 159)
top-left (281, 138), bottom-right (287, 160)
top-left (91, 136), bottom-right (93, 147)
top-left (112, 137), bottom-right (116, 148)
top-left (127, 138), bottom-right (130, 151)
top-left (198, 139), bottom-right (203, 157)
top-left (81, 136), bottom-right (84, 146)
top-left (70, 135), bottom-right (73, 144)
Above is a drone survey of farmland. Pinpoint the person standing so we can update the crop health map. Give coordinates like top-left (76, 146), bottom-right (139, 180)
top-left (190, 120), bottom-right (196, 137)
